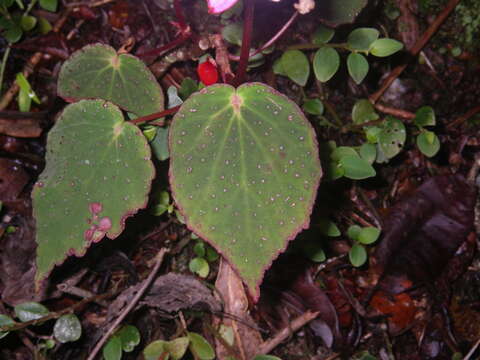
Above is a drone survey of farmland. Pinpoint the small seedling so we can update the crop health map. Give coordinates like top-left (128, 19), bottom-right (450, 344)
top-left (347, 225), bottom-right (381, 267)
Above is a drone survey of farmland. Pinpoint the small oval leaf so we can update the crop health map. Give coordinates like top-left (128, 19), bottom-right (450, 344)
top-left (313, 47), bottom-right (340, 82)
top-left (103, 336), bottom-right (122, 360)
top-left (53, 314), bottom-right (82, 343)
top-left (358, 227), bottom-right (381, 245)
top-left (188, 332), bottom-right (215, 360)
top-left (347, 28), bottom-right (379, 51)
top-left (349, 243), bottom-right (367, 267)
top-left (0, 314), bottom-right (15, 339)
top-left (417, 131), bottom-right (440, 157)
top-left (280, 50), bottom-right (310, 86)
top-left (370, 38), bottom-right (404, 57)
top-left (347, 53), bottom-right (369, 85)
top-left (117, 325), bottom-right (140, 352)
top-left (339, 155), bottom-right (376, 180)
top-left (14, 302), bottom-right (49, 322)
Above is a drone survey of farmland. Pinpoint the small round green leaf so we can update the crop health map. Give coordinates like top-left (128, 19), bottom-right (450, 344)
top-left (222, 23), bottom-right (243, 46)
top-left (312, 25), bottom-right (335, 44)
top-left (280, 50), bottom-right (310, 86)
top-left (0, 314), bottom-right (15, 339)
top-left (33, 100), bottom-right (155, 286)
top-left (347, 225), bottom-right (362, 240)
top-left (151, 126), bottom-right (170, 161)
top-left (339, 155), bottom-right (376, 180)
top-left (58, 44), bottom-right (164, 117)
top-left (378, 116), bottom-right (406, 159)
top-left (103, 336), bottom-right (122, 360)
top-left (20, 15), bottom-right (37, 31)
top-left (347, 53), bottom-right (369, 85)
top-left (313, 47), bottom-right (340, 82)
top-left (194, 241), bottom-right (206, 257)
top-left (117, 325), bottom-right (140, 352)
top-left (357, 227), bottom-right (381, 245)
top-left (359, 143), bottom-right (377, 164)
top-left (303, 99), bottom-right (324, 115)
top-left (318, 218), bottom-right (340, 237)
top-left (331, 146), bottom-right (358, 161)
top-left (189, 257), bottom-right (210, 278)
top-left (302, 241), bottom-right (326, 262)
top-left (417, 131), bottom-right (440, 157)
top-left (272, 58), bottom-right (287, 76)
top-left (347, 28), bottom-right (379, 51)
top-left (349, 243), bottom-right (367, 267)
top-left (414, 106), bottom-right (435, 127)
top-left (143, 340), bottom-right (168, 360)
top-left (40, 0), bottom-right (58, 12)
top-left (166, 337), bottom-right (190, 360)
top-left (14, 302), bottom-right (49, 322)
top-left (53, 314), bottom-right (82, 343)
top-left (169, 83), bottom-right (321, 300)
top-left (188, 332), bottom-right (215, 360)
top-left (370, 38), bottom-right (403, 57)
top-left (352, 99), bottom-right (378, 125)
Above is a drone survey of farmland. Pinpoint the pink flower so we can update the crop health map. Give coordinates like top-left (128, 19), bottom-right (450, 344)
top-left (207, 0), bottom-right (239, 14)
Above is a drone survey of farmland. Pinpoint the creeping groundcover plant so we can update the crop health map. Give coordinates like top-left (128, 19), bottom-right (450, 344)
top-left (32, 42), bottom-right (322, 300)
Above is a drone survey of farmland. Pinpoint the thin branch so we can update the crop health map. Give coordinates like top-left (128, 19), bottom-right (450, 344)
top-left (231, 0), bottom-right (255, 86)
top-left (257, 310), bottom-right (319, 355)
top-left (369, 0), bottom-right (461, 104)
top-left (86, 248), bottom-right (168, 360)
top-left (129, 105), bottom-right (180, 125)
top-left (447, 105), bottom-right (480, 129)
top-left (229, 11), bottom-right (299, 62)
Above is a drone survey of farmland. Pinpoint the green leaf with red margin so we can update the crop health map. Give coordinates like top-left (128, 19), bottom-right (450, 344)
top-left (33, 100), bottom-right (154, 287)
top-left (169, 83), bottom-right (322, 300)
top-left (57, 44), bottom-right (164, 117)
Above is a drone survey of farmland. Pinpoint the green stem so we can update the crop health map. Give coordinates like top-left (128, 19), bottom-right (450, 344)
top-left (287, 42), bottom-right (348, 51)
top-left (0, 45), bottom-right (11, 95)
top-left (24, 0), bottom-right (37, 15)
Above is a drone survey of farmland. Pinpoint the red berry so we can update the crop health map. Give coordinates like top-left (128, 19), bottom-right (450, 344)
top-left (197, 60), bottom-right (218, 86)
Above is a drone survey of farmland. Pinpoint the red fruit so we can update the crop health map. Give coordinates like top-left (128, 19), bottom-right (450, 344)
top-left (197, 60), bottom-right (218, 86)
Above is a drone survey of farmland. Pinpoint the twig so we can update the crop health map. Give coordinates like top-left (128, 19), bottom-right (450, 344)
top-left (137, 0), bottom-right (191, 59)
top-left (257, 310), bottom-right (319, 355)
top-left (0, 290), bottom-right (114, 332)
top-left (231, 0), bottom-right (255, 86)
top-left (369, 0), bottom-right (461, 104)
top-left (447, 105), bottom-right (480, 129)
top-left (0, 8), bottom-right (71, 110)
top-left (129, 105), bottom-right (180, 125)
top-left (86, 248), bottom-right (168, 360)
top-left (0, 46), bottom-right (11, 94)
top-left (229, 11), bottom-right (299, 62)
top-left (374, 103), bottom-right (415, 120)
top-left (464, 336), bottom-right (480, 360)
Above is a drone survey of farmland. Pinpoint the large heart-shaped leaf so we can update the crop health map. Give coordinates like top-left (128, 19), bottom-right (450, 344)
top-left (33, 100), bottom-right (154, 285)
top-left (57, 44), bottom-right (164, 117)
top-left (169, 83), bottom-right (322, 300)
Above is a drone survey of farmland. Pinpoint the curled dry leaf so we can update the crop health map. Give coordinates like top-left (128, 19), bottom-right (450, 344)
top-left (372, 174), bottom-right (477, 294)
